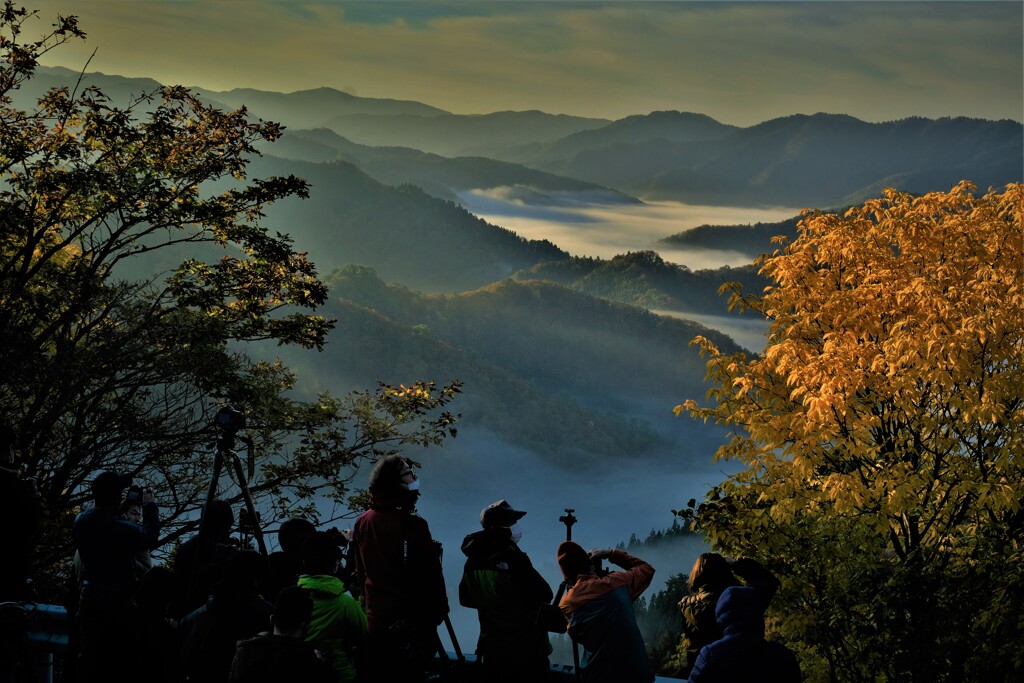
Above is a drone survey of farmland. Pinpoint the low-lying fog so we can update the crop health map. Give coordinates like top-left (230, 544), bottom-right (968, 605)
top-left (456, 188), bottom-right (799, 270)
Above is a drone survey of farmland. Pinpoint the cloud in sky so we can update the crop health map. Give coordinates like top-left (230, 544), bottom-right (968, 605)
top-left (30, 1), bottom-right (1023, 125)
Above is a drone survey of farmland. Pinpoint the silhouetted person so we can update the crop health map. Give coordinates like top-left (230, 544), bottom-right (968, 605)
top-left (265, 517), bottom-right (316, 602)
top-left (173, 498), bottom-right (240, 618)
top-left (179, 550), bottom-right (273, 683)
top-left (687, 585), bottom-right (801, 683)
top-left (349, 455), bottom-right (448, 683)
top-left (0, 422), bottom-right (40, 603)
top-left (297, 531), bottom-right (367, 683)
top-left (230, 585), bottom-right (333, 683)
top-left (557, 542), bottom-right (655, 683)
top-left (459, 499), bottom-right (553, 683)
top-left (678, 553), bottom-right (780, 676)
top-left (72, 470), bottom-right (160, 683)
top-left (126, 566), bottom-right (182, 683)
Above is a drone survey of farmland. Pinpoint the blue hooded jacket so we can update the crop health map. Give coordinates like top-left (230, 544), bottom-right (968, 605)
top-left (687, 585), bottom-right (801, 683)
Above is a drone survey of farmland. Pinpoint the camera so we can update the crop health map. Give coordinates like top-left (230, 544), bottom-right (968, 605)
top-left (215, 405), bottom-right (246, 450)
top-left (323, 526), bottom-right (351, 547)
top-left (123, 484), bottom-right (144, 506)
top-left (215, 405), bottom-right (246, 434)
top-left (238, 507), bottom-right (260, 534)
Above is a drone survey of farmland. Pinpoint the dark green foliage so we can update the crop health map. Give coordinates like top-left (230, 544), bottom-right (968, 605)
top-left (634, 572), bottom-right (690, 678)
top-left (513, 251), bottom-right (768, 317)
top-left (659, 215), bottom-right (805, 260)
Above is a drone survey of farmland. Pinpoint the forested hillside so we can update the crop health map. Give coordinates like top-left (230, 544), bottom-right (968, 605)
top-left (245, 155), bottom-right (570, 292)
top-left (511, 251), bottom-right (767, 316)
top-left (281, 265), bottom-right (743, 466)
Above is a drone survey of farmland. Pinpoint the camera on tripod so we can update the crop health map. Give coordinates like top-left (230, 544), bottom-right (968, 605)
top-left (215, 405), bottom-right (246, 450)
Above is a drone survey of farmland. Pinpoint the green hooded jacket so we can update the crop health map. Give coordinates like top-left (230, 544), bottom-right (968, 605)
top-left (297, 574), bottom-right (368, 683)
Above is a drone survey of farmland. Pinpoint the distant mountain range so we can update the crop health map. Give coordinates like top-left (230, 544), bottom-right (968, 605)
top-left (259, 127), bottom-right (637, 205)
top-left (31, 67), bottom-right (1024, 210)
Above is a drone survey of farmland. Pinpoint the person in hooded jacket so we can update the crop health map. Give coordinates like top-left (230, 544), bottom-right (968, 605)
top-left (686, 585), bottom-right (801, 683)
top-left (297, 531), bottom-right (368, 683)
top-left (557, 542), bottom-right (655, 683)
top-left (348, 454), bottom-right (448, 683)
top-left (230, 585), bottom-right (334, 683)
top-left (677, 553), bottom-right (780, 677)
top-left (459, 499), bottom-right (554, 682)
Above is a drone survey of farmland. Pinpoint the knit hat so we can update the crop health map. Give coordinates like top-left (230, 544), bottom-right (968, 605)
top-left (557, 541), bottom-right (592, 580)
top-left (480, 499), bottom-right (527, 528)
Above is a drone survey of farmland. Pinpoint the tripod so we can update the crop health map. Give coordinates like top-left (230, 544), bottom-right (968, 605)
top-left (184, 407), bottom-right (268, 613)
top-left (552, 508), bottom-right (582, 681)
top-left (204, 426), bottom-right (267, 556)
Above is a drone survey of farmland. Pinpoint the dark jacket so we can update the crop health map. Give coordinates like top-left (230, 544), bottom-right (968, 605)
top-left (179, 590), bottom-right (274, 683)
top-left (349, 498), bottom-right (448, 634)
top-left (230, 633), bottom-right (333, 683)
top-left (558, 549), bottom-right (655, 683)
top-left (172, 532), bottom-right (241, 618)
top-left (687, 586), bottom-right (801, 683)
top-left (72, 501), bottom-right (159, 594)
top-left (678, 556), bottom-right (780, 674)
top-left (0, 468), bottom-right (41, 601)
top-left (459, 526), bottom-right (553, 665)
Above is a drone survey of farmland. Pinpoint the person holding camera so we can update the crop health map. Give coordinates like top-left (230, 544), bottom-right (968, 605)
top-left (677, 552), bottom-right (780, 677)
top-left (348, 454), bottom-right (449, 683)
top-left (459, 499), bottom-right (554, 683)
top-left (556, 542), bottom-right (655, 683)
top-left (72, 470), bottom-right (160, 683)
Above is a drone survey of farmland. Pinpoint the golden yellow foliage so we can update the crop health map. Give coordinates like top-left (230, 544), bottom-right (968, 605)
top-left (684, 182), bottom-right (1024, 680)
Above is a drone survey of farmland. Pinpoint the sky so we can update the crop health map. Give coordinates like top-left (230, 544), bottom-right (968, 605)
top-left (29, 1), bottom-right (1024, 127)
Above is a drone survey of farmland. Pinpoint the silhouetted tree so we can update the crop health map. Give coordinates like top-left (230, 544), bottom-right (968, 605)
top-left (0, 3), bottom-right (460, 594)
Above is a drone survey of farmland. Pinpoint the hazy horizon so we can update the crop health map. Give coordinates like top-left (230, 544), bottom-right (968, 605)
top-left (30, 1), bottom-right (1024, 127)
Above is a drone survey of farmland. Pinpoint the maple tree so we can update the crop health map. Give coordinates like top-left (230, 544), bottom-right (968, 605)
top-left (680, 181), bottom-right (1024, 682)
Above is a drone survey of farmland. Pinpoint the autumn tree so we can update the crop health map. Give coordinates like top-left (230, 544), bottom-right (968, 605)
top-left (0, 2), bottom-right (460, 594)
top-left (680, 182), bottom-right (1024, 682)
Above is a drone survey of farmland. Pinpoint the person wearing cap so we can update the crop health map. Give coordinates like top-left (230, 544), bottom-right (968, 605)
top-left (459, 499), bottom-right (554, 683)
top-left (348, 454), bottom-right (448, 683)
top-left (72, 470), bottom-right (160, 683)
top-left (556, 541), bottom-right (655, 683)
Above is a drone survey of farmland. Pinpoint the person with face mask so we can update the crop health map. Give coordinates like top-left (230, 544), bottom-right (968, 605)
top-left (459, 499), bottom-right (554, 683)
top-left (348, 455), bottom-right (448, 683)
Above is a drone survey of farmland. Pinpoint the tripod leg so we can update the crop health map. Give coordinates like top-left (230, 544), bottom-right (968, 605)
top-left (229, 451), bottom-right (268, 556)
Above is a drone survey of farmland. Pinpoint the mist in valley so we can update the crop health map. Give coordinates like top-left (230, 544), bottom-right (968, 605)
top-left (456, 188), bottom-right (799, 269)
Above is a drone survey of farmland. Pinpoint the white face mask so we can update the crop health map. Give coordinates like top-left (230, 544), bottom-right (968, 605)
top-left (509, 523), bottom-right (523, 544)
top-left (402, 478), bottom-right (421, 492)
